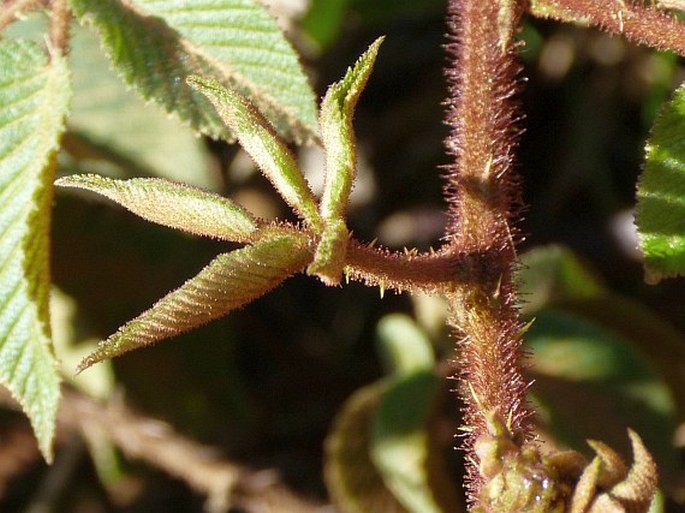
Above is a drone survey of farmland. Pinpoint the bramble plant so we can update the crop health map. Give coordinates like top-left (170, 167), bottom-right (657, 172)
top-left (1, 0), bottom-right (685, 511)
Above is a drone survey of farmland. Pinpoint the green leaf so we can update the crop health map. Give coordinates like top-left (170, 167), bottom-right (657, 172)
top-left (55, 174), bottom-right (258, 243)
top-left (518, 244), bottom-right (605, 316)
top-left (324, 381), bottom-right (410, 513)
top-left (77, 233), bottom-right (311, 372)
top-left (188, 76), bottom-right (321, 227)
top-left (308, 37), bottom-right (383, 284)
top-left (527, 309), bottom-right (680, 487)
top-left (67, 24), bottom-right (216, 189)
top-left (0, 40), bottom-right (71, 462)
top-left (68, 0), bottom-right (319, 142)
top-left (636, 83), bottom-right (685, 283)
top-left (371, 371), bottom-right (458, 513)
top-left (375, 313), bottom-right (435, 376)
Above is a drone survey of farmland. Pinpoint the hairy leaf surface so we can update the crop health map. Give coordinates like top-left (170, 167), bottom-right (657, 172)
top-left (188, 76), bottom-right (321, 226)
top-left (77, 234), bottom-right (311, 371)
top-left (0, 40), bottom-right (71, 462)
top-left (68, 0), bottom-right (319, 142)
top-left (308, 38), bottom-right (383, 284)
top-left (56, 174), bottom-right (258, 242)
top-left (636, 83), bottom-right (685, 283)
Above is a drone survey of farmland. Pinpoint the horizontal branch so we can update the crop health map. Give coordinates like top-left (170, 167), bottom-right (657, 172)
top-left (533, 0), bottom-right (685, 56)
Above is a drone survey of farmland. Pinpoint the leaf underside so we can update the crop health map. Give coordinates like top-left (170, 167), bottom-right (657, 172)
top-left (77, 234), bottom-right (312, 372)
top-left (55, 174), bottom-right (258, 243)
top-left (68, 0), bottom-right (319, 142)
top-left (636, 83), bottom-right (685, 283)
top-left (0, 40), bottom-right (71, 462)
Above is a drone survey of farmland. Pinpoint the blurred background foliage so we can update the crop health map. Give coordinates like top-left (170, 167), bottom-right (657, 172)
top-left (1, 0), bottom-right (684, 511)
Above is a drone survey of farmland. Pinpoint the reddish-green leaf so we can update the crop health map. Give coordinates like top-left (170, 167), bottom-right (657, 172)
top-left (56, 174), bottom-right (258, 243)
top-left (77, 233), bottom-right (311, 371)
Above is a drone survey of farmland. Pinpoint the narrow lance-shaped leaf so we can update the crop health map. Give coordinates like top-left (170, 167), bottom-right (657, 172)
top-left (56, 174), bottom-right (258, 243)
top-left (188, 76), bottom-right (322, 228)
top-left (77, 234), bottom-right (312, 372)
top-left (308, 37), bottom-right (384, 285)
top-left (0, 40), bottom-right (71, 462)
top-left (68, 0), bottom-right (319, 142)
top-left (636, 83), bottom-right (685, 283)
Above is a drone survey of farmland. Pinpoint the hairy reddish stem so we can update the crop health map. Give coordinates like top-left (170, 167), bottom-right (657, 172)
top-left (443, 0), bottom-right (532, 499)
top-left (48, 0), bottom-right (70, 57)
top-left (537, 0), bottom-right (685, 56)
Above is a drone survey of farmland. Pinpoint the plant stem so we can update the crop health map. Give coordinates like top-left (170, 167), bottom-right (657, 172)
top-left (443, 0), bottom-right (532, 499)
top-left (536, 0), bottom-right (685, 56)
top-left (48, 0), bottom-right (70, 57)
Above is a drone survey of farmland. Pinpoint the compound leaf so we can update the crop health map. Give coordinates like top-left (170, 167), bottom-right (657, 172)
top-left (77, 233), bottom-right (311, 372)
top-left (56, 174), bottom-right (258, 243)
top-left (68, 0), bottom-right (319, 142)
top-left (636, 83), bottom-right (685, 283)
top-left (0, 40), bottom-right (71, 462)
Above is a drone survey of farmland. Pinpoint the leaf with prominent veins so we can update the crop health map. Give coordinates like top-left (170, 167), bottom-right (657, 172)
top-left (636, 83), bottom-right (685, 283)
top-left (68, 0), bottom-right (319, 142)
top-left (56, 174), bottom-right (258, 243)
top-left (77, 233), bottom-right (312, 372)
top-left (0, 40), bottom-right (71, 462)
top-left (308, 37), bottom-right (383, 285)
top-left (188, 76), bottom-right (322, 228)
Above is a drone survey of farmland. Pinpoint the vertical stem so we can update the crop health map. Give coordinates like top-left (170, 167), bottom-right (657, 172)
top-left (48, 0), bottom-right (70, 57)
top-left (443, 0), bottom-right (531, 498)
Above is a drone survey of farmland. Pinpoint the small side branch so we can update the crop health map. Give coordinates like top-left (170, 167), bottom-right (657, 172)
top-left (534, 0), bottom-right (685, 56)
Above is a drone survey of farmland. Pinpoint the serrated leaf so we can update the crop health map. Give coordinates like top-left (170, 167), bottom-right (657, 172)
top-left (636, 83), bottom-right (685, 283)
top-left (77, 233), bottom-right (311, 371)
top-left (308, 38), bottom-right (383, 284)
top-left (527, 309), bottom-right (680, 486)
top-left (56, 174), bottom-right (258, 243)
top-left (68, 0), bottom-right (319, 142)
top-left (188, 76), bottom-right (321, 226)
top-left (0, 40), bottom-right (71, 462)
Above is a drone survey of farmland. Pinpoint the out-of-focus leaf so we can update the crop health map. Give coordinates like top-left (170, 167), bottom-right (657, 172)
top-left (56, 174), bottom-right (258, 243)
top-left (51, 288), bottom-right (121, 485)
top-left (520, 245), bottom-right (685, 420)
top-left (188, 76), bottom-right (321, 226)
top-left (77, 233), bottom-right (312, 372)
top-left (527, 309), bottom-right (680, 487)
top-left (376, 314), bottom-right (435, 376)
top-left (69, 0), bottom-right (319, 142)
top-left (301, 0), bottom-right (351, 51)
top-left (372, 371), bottom-right (460, 513)
top-left (0, 40), bottom-right (70, 462)
top-left (308, 38), bottom-right (383, 284)
top-left (324, 381), bottom-right (410, 513)
top-left (518, 244), bottom-right (605, 316)
top-left (636, 83), bottom-right (685, 283)
top-left (67, 25), bottom-right (216, 189)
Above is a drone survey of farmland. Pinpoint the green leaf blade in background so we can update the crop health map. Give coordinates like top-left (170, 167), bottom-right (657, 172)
top-left (636, 82), bottom-right (685, 283)
top-left (0, 40), bottom-right (71, 462)
top-left (77, 233), bottom-right (312, 372)
top-left (68, 0), bottom-right (319, 142)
